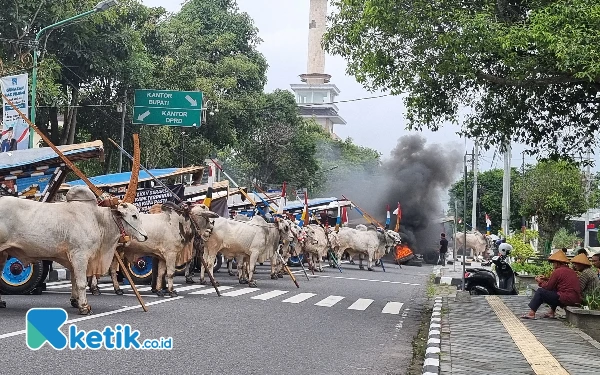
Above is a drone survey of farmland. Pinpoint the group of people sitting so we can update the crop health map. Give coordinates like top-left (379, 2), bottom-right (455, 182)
top-left (521, 249), bottom-right (600, 320)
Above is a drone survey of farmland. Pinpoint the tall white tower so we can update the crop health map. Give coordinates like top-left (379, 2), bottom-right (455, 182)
top-left (290, 0), bottom-right (346, 138)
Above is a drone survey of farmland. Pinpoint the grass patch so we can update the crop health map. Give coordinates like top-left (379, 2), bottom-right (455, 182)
top-left (406, 305), bottom-right (432, 375)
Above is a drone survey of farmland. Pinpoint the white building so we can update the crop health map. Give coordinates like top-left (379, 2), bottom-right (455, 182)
top-left (290, 0), bottom-right (346, 139)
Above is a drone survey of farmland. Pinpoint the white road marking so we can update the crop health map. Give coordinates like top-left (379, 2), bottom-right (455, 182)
top-left (251, 290), bottom-right (289, 300)
top-left (381, 302), bottom-right (404, 315)
top-left (221, 288), bottom-right (260, 297)
top-left (282, 293), bottom-right (316, 304)
top-left (44, 281), bottom-right (72, 288)
top-left (347, 298), bottom-right (374, 311)
top-left (0, 297), bottom-right (183, 340)
top-left (309, 275), bottom-right (421, 286)
top-left (188, 286), bottom-right (234, 295)
top-left (43, 290), bottom-right (159, 298)
top-left (314, 295), bottom-right (345, 307)
top-left (134, 286), bottom-right (153, 292)
top-left (173, 285), bottom-right (207, 292)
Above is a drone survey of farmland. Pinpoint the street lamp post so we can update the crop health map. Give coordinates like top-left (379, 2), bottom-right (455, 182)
top-left (29, 0), bottom-right (119, 148)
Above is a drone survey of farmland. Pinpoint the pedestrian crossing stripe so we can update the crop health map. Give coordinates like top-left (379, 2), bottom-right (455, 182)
top-left (42, 281), bottom-right (406, 314)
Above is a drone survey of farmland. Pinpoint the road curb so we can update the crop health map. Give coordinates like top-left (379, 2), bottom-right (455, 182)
top-left (422, 296), bottom-right (442, 375)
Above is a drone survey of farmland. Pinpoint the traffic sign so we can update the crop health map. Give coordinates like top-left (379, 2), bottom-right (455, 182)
top-left (132, 89), bottom-right (203, 127)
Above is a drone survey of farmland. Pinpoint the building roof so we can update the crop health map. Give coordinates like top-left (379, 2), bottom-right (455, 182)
top-left (66, 166), bottom-right (205, 188)
top-left (0, 140), bottom-right (104, 174)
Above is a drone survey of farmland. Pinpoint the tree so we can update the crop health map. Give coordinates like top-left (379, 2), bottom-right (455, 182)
top-left (516, 160), bottom-right (591, 253)
top-left (322, 0), bottom-right (600, 157)
top-left (553, 228), bottom-right (582, 250)
top-left (448, 168), bottom-right (522, 233)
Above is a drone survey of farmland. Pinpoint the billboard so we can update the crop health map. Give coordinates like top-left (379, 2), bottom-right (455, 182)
top-left (1, 73), bottom-right (30, 152)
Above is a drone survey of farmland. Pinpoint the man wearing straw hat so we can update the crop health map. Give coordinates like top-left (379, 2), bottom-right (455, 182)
top-left (571, 253), bottom-right (600, 298)
top-left (521, 250), bottom-right (581, 320)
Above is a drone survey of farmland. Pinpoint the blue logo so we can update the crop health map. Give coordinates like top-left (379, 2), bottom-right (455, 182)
top-left (11, 78), bottom-right (17, 85)
top-left (26, 308), bottom-right (173, 350)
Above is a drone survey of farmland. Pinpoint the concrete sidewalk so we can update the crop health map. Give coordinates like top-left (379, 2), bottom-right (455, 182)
top-left (437, 294), bottom-right (600, 374)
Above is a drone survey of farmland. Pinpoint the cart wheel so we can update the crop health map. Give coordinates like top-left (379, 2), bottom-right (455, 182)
top-left (288, 254), bottom-right (304, 267)
top-left (126, 256), bottom-right (153, 285)
top-left (0, 257), bottom-right (45, 295)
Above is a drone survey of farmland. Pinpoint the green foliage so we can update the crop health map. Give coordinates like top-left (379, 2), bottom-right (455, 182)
top-left (505, 230), bottom-right (538, 264)
top-left (552, 228), bottom-right (583, 250)
top-left (582, 289), bottom-right (600, 310)
top-left (516, 159), bottom-right (590, 250)
top-left (448, 168), bottom-right (522, 233)
top-left (322, 0), bottom-right (600, 157)
top-left (512, 262), bottom-right (553, 278)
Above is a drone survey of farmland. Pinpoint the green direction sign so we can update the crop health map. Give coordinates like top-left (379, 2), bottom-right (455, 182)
top-left (133, 89), bottom-right (203, 127)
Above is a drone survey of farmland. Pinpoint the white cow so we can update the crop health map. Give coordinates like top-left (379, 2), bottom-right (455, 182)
top-left (331, 226), bottom-right (402, 271)
top-left (92, 202), bottom-right (219, 297)
top-left (199, 215), bottom-right (296, 287)
top-left (0, 186), bottom-right (148, 314)
top-left (453, 231), bottom-right (492, 259)
top-left (297, 224), bottom-right (331, 272)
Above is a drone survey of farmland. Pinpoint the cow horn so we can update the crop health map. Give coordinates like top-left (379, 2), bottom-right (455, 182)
top-left (122, 133), bottom-right (141, 204)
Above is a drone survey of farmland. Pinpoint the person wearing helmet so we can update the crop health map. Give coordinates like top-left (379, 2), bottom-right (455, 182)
top-left (498, 242), bottom-right (513, 257)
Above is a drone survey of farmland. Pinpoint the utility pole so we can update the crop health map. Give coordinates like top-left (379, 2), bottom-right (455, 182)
top-left (118, 92), bottom-right (126, 173)
top-left (521, 151), bottom-right (526, 236)
top-left (501, 143), bottom-right (511, 237)
top-left (180, 131), bottom-right (185, 184)
top-left (472, 140), bottom-right (478, 232)
top-left (454, 199), bottom-right (458, 272)
top-left (584, 147), bottom-right (592, 249)
top-left (462, 150), bottom-right (474, 291)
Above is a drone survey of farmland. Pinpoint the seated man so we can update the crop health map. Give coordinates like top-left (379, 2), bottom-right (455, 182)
top-left (592, 253), bottom-right (600, 280)
top-left (571, 253), bottom-right (600, 298)
top-left (521, 250), bottom-right (581, 320)
top-left (577, 248), bottom-right (589, 256)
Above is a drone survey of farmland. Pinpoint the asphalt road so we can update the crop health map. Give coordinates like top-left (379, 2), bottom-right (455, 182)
top-left (0, 261), bottom-right (431, 375)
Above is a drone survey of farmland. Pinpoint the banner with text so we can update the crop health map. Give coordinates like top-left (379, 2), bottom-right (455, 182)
top-left (1, 73), bottom-right (29, 152)
top-left (108, 184), bottom-right (185, 213)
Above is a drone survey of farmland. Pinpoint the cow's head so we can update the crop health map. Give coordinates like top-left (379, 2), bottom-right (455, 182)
top-left (190, 204), bottom-right (220, 241)
top-left (274, 217), bottom-right (297, 246)
top-left (114, 203), bottom-right (148, 242)
top-left (382, 229), bottom-right (402, 254)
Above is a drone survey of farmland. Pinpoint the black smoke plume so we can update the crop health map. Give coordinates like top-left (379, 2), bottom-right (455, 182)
top-left (320, 134), bottom-right (463, 254)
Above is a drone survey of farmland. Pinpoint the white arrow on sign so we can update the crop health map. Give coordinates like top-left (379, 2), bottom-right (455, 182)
top-left (185, 95), bottom-right (198, 107)
top-left (137, 110), bottom-right (150, 121)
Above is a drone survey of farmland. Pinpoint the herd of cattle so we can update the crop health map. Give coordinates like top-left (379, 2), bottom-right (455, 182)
top-left (0, 186), bottom-right (402, 315)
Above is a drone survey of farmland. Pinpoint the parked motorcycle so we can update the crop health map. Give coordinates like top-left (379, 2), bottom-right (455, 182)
top-left (463, 253), bottom-right (518, 295)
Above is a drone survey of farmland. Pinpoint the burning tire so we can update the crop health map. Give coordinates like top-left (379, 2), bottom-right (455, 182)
top-left (395, 244), bottom-right (415, 265)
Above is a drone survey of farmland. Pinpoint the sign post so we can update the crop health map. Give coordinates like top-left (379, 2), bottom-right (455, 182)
top-left (132, 89), bottom-right (203, 127)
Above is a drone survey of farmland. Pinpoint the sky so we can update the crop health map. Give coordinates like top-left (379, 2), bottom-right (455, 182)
top-left (138, 0), bottom-right (551, 175)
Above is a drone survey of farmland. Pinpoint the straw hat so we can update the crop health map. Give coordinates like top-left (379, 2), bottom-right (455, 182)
top-left (571, 253), bottom-right (592, 267)
top-left (548, 250), bottom-right (570, 264)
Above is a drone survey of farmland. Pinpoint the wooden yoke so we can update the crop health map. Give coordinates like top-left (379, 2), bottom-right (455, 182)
top-left (1, 93), bottom-right (148, 312)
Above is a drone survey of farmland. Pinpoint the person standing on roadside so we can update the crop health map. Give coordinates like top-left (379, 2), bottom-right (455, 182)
top-left (439, 233), bottom-right (448, 266)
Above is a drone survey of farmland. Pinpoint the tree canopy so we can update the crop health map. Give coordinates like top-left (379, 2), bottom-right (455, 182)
top-left (516, 159), bottom-right (598, 251)
top-left (323, 0), bottom-right (600, 157)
